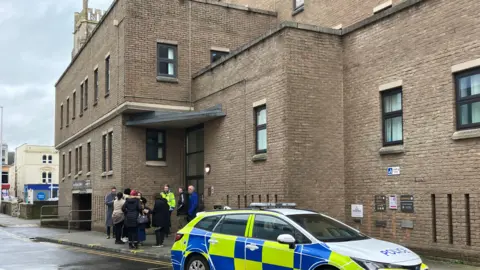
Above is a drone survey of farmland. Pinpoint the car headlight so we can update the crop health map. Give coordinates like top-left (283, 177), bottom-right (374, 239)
top-left (352, 258), bottom-right (408, 270)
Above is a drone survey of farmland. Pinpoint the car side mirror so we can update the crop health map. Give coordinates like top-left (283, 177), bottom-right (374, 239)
top-left (277, 234), bottom-right (296, 249)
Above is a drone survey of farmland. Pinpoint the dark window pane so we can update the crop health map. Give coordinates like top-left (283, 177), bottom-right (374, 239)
top-left (187, 129), bottom-right (204, 153)
top-left (108, 132), bottom-right (113, 171)
top-left (195, 215), bottom-right (222, 232)
top-left (214, 214), bottom-right (250, 236)
top-left (158, 62), bottom-right (168, 75)
top-left (211, 51), bottom-right (228, 63)
top-left (253, 215), bottom-right (294, 242)
top-left (187, 152), bottom-right (204, 177)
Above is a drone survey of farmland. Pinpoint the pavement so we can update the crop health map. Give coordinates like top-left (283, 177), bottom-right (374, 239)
top-left (1, 214), bottom-right (480, 269)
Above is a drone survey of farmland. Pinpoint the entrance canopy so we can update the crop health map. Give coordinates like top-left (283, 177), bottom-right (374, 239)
top-left (125, 104), bottom-right (225, 129)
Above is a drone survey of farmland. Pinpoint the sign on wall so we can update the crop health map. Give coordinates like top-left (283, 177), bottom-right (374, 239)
top-left (351, 204), bottom-right (364, 218)
top-left (387, 167), bottom-right (400, 176)
top-left (374, 195), bottom-right (386, 212)
top-left (400, 195), bottom-right (414, 213)
top-left (37, 192), bottom-right (46, 201)
top-left (389, 195), bottom-right (398, 210)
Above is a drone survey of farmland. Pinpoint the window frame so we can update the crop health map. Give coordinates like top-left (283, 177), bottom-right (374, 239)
top-left (79, 145), bottom-right (83, 172)
top-left (255, 105), bottom-right (267, 154)
top-left (156, 43), bottom-right (178, 78)
top-left (293, 0), bottom-right (304, 10)
top-left (87, 142), bottom-right (91, 173)
top-left (251, 214), bottom-right (311, 244)
top-left (42, 155), bottom-right (47, 164)
top-left (210, 50), bottom-right (229, 63)
top-left (62, 154), bottom-right (65, 178)
top-left (455, 68), bottom-right (480, 130)
top-left (146, 129), bottom-right (166, 161)
top-left (66, 98), bottom-right (70, 126)
top-left (42, 172), bottom-right (47, 183)
top-left (48, 155), bottom-right (52, 164)
top-left (105, 56), bottom-right (110, 96)
top-left (84, 78), bottom-right (88, 110)
top-left (75, 147), bottom-right (79, 174)
top-left (102, 134), bottom-right (107, 172)
top-left (68, 150), bottom-right (72, 175)
top-left (108, 131), bottom-right (113, 171)
top-left (80, 83), bottom-right (84, 117)
top-left (381, 87), bottom-right (403, 146)
top-left (94, 68), bottom-right (99, 104)
top-left (194, 215), bottom-right (223, 232)
top-left (212, 214), bottom-right (251, 237)
top-left (60, 104), bottom-right (64, 129)
top-left (72, 92), bottom-right (76, 119)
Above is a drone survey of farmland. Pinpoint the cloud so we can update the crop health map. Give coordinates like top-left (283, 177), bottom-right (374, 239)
top-left (0, 0), bottom-right (113, 150)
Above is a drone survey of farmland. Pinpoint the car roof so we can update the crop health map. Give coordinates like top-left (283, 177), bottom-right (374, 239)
top-left (266, 208), bottom-right (317, 215)
top-left (200, 208), bottom-right (317, 217)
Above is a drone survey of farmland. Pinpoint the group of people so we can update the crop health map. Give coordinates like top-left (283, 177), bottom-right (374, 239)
top-left (104, 184), bottom-right (199, 249)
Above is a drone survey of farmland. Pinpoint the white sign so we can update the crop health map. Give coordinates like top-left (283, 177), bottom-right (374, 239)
top-left (351, 204), bottom-right (364, 218)
top-left (389, 195), bottom-right (398, 210)
top-left (387, 167), bottom-right (400, 176)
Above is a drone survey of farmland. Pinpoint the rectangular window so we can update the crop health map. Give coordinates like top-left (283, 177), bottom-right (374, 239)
top-left (66, 98), bottom-right (70, 126)
top-left (79, 145), bottom-right (83, 172)
top-left (465, 194), bottom-right (471, 246)
top-left (448, 194), bottom-right (453, 244)
top-left (382, 88), bottom-right (403, 146)
top-left (146, 130), bottom-right (166, 161)
top-left (108, 131), bottom-right (113, 171)
top-left (48, 155), bottom-right (52, 164)
top-left (255, 105), bottom-right (267, 154)
top-left (211, 50), bottom-right (228, 63)
top-left (75, 147), bottom-right (78, 174)
top-left (294, 0), bottom-right (304, 9)
top-left (84, 78), bottom-right (88, 110)
top-left (60, 105), bottom-right (64, 129)
top-left (62, 154), bottom-right (65, 178)
top-left (68, 151), bottom-right (72, 175)
top-left (42, 155), bottom-right (47, 164)
top-left (157, 43), bottom-right (177, 77)
top-left (105, 56), bottom-right (110, 95)
top-left (42, 172), bottom-right (47, 183)
top-left (94, 68), bottom-right (99, 103)
top-left (455, 68), bottom-right (480, 130)
top-left (102, 134), bottom-right (107, 172)
top-left (72, 92), bottom-right (76, 119)
top-left (80, 83), bottom-right (84, 116)
top-left (87, 142), bottom-right (91, 172)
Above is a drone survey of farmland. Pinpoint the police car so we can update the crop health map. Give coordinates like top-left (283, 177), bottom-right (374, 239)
top-left (171, 203), bottom-right (428, 270)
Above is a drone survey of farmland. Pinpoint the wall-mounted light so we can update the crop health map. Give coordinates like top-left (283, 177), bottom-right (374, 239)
top-left (204, 164), bottom-right (211, 174)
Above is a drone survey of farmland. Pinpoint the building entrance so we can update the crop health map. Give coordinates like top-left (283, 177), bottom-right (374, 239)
top-left (186, 125), bottom-right (204, 208)
top-left (72, 193), bottom-right (92, 231)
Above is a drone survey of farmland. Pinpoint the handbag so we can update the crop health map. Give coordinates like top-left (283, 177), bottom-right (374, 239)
top-left (137, 214), bottom-right (149, 224)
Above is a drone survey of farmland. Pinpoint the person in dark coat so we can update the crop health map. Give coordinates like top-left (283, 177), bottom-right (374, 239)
top-left (104, 186), bottom-right (116, 239)
top-left (176, 187), bottom-right (189, 229)
top-left (122, 189), bottom-right (141, 249)
top-left (151, 194), bottom-right (170, 247)
top-left (137, 196), bottom-right (151, 246)
top-left (121, 188), bottom-right (131, 242)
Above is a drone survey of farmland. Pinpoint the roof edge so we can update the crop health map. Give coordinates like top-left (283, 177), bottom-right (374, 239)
top-left (191, 0), bottom-right (277, 16)
top-left (55, 0), bottom-right (119, 87)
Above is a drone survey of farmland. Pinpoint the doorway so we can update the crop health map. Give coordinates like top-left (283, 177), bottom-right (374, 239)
top-left (186, 125), bottom-right (204, 207)
top-left (72, 193), bottom-right (92, 231)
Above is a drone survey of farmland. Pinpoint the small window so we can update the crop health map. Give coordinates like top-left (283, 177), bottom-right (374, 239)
top-left (60, 105), bottom-right (64, 129)
top-left (195, 215), bottom-right (222, 232)
top-left (382, 88), bottom-right (403, 146)
top-left (42, 155), bottom-right (47, 164)
top-left (252, 215), bottom-right (296, 242)
top-left (42, 172), bottom-right (47, 183)
top-left (87, 142), bottom-right (91, 172)
top-left (456, 68), bottom-right (480, 130)
top-left (80, 83), bottom-right (84, 116)
top-left (211, 50), bottom-right (228, 63)
top-left (68, 151), bottom-right (72, 174)
top-left (48, 155), bottom-right (52, 164)
top-left (105, 56), bottom-right (110, 95)
top-left (47, 172), bottom-right (52, 183)
top-left (66, 98), bottom-right (70, 126)
top-left (102, 134), bottom-right (107, 172)
top-left (94, 68), bottom-right (99, 103)
top-left (146, 130), bottom-right (166, 161)
top-left (108, 131), bottom-right (113, 171)
top-left (72, 91), bottom-right (76, 119)
top-left (294, 0), bottom-right (304, 10)
top-left (79, 146), bottom-right (83, 172)
top-left (157, 43), bottom-right (177, 77)
top-left (62, 154), bottom-right (65, 178)
top-left (84, 78), bottom-right (88, 110)
top-left (75, 147), bottom-right (79, 174)
top-left (213, 214), bottom-right (250, 237)
top-left (255, 105), bottom-right (267, 153)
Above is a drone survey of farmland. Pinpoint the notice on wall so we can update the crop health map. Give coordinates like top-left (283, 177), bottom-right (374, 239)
top-left (400, 195), bottom-right (414, 213)
top-left (389, 195), bottom-right (398, 210)
top-left (351, 204), bottom-right (364, 218)
top-left (387, 167), bottom-right (400, 176)
top-left (375, 195), bottom-right (386, 212)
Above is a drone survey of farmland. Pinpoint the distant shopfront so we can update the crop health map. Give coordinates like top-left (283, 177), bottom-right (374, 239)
top-left (24, 184), bottom-right (59, 203)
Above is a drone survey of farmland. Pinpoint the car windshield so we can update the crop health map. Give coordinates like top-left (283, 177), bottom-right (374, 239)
top-left (288, 214), bottom-right (369, 242)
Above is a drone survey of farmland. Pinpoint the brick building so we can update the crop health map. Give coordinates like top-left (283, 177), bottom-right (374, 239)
top-left (55, 0), bottom-right (480, 260)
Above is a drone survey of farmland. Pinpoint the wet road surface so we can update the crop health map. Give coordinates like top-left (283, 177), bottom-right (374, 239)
top-left (0, 227), bottom-right (171, 270)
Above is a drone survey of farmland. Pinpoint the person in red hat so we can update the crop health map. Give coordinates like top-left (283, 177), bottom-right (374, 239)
top-left (122, 189), bottom-right (141, 249)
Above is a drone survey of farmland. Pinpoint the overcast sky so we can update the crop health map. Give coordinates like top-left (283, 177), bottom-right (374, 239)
top-left (0, 0), bottom-right (113, 151)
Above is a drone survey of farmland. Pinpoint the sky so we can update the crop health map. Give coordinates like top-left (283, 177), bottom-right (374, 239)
top-left (0, 0), bottom-right (113, 151)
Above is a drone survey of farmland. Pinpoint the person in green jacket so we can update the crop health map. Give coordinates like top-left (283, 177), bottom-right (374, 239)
top-left (161, 184), bottom-right (176, 236)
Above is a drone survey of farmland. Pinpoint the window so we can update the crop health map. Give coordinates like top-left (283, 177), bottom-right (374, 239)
top-left (211, 50), bottom-right (228, 63)
top-left (382, 88), bottom-right (403, 145)
top-left (72, 92), bottom-right (76, 119)
top-left (84, 78), bottom-right (88, 110)
top-left (105, 56), bottom-right (110, 95)
top-left (255, 105), bottom-right (267, 153)
top-left (213, 214), bottom-right (250, 237)
top-left (1, 172), bottom-right (7, 184)
top-left (456, 68), bottom-right (480, 130)
top-left (68, 151), bottom-right (72, 175)
top-left (108, 131), bottom-right (113, 171)
top-left (94, 68), bottom-right (99, 103)
top-left (79, 146), bottom-right (83, 172)
top-left (102, 134), bottom-right (107, 172)
top-left (60, 104), bottom-right (64, 129)
top-left (75, 147), bottom-right (79, 174)
top-left (80, 83), bottom-right (84, 116)
top-left (157, 43), bottom-right (177, 77)
top-left (48, 155), bottom-right (52, 164)
top-left (294, 0), bottom-right (304, 10)
top-left (42, 172), bottom-right (52, 183)
top-left (87, 142), bottom-right (91, 172)
top-left (146, 130), bottom-right (166, 161)
top-left (66, 98), bottom-right (70, 126)
top-left (42, 155), bottom-right (47, 164)
top-left (195, 215), bottom-right (222, 232)
top-left (62, 154), bottom-right (65, 178)
top-left (42, 172), bottom-right (47, 183)
top-left (252, 215), bottom-right (308, 243)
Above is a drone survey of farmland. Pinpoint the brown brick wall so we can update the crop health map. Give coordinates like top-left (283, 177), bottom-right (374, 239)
top-left (124, 0), bottom-right (277, 106)
top-left (343, 0), bottom-right (480, 257)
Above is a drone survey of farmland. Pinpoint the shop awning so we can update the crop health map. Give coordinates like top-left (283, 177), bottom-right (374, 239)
top-left (125, 104), bottom-right (225, 129)
top-left (1, 184), bottom-right (10, 190)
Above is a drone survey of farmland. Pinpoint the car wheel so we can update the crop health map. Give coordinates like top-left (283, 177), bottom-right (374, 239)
top-left (186, 255), bottom-right (210, 270)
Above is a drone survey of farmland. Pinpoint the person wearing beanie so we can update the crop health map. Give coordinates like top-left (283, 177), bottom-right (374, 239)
top-left (122, 189), bottom-right (141, 249)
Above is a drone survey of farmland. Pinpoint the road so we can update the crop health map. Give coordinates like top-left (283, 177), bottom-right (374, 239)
top-left (0, 227), bottom-right (170, 270)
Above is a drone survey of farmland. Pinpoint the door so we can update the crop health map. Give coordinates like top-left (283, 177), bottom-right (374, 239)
top-left (208, 214), bottom-right (251, 270)
top-left (245, 214), bottom-right (299, 270)
top-left (186, 125), bottom-right (204, 208)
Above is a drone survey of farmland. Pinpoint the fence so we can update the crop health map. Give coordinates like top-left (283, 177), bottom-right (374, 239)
top-left (68, 209), bottom-right (92, 233)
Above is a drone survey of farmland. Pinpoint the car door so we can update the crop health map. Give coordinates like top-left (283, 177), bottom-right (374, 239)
top-left (208, 214), bottom-right (251, 270)
top-left (245, 214), bottom-right (302, 270)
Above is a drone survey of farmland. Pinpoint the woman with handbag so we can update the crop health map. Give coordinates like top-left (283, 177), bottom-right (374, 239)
top-left (137, 196), bottom-right (151, 246)
top-left (112, 192), bottom-right (125, 244)
top-left (122, 190), bottom-right (141, 249)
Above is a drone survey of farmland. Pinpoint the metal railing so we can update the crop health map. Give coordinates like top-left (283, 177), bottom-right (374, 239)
top-left (68, 210), bottom-right (92, 233)
top-left (40, 205), bottom-right (71, 222)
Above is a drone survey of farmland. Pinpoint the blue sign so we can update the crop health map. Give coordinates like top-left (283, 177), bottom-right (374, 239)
top-left (387, 168), bottom-right (393, 176)
top-left (37, 192), bottom-right (46, 201)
